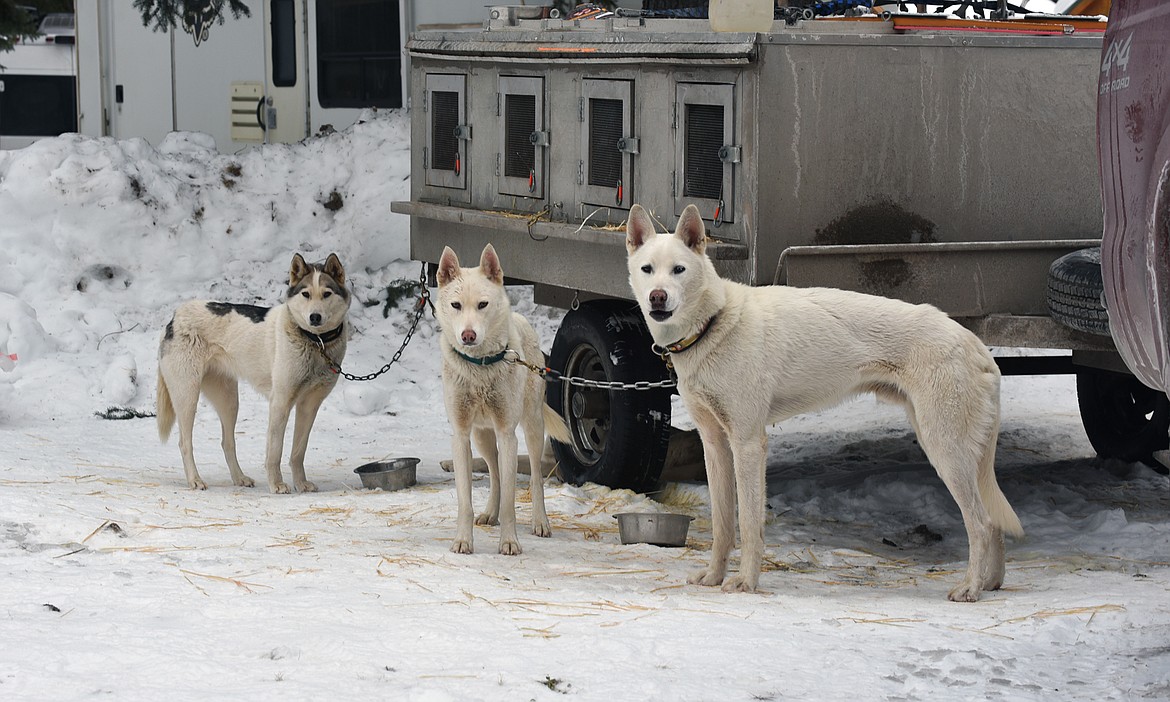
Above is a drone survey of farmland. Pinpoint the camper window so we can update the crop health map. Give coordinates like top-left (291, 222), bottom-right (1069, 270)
top-left (271, 0), bottom-right (296, 87)
top-left (315, 0), bottom-right (402, 109)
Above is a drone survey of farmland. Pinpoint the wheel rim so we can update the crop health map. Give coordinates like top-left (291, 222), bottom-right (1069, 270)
top-left (561, 343), bottom-right (611, 467)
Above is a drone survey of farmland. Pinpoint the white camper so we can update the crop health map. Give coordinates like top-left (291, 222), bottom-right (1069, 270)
top-left (0, 19), bottom-right (77, 150)
top-left (3, 1), bottom-right (488, 151)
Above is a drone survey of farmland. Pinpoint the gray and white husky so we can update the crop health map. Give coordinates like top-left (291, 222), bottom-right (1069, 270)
top-left (436, 244), bottom-right (572, 555)
top-left (157, 253), bottom-right (350, 493)
top-left (626, 204), bottom-right (1023, 601)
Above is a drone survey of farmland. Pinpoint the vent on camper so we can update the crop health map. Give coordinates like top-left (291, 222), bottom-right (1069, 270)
top-left (580, 79), bottom-right (634, 211)
top-left (675, 82), bottom-right (737, 228)
top-left (498, 76), bottom-right (545, 199)
top-left (230, 81), bottom-right (264, 143)
top-left (424, 73), bottom-right (468, 190)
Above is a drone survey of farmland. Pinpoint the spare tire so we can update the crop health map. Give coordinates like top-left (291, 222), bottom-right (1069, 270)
top-left (1047, 247), bottom-right (1110, 336)
top-left (546, 302), bottom-right (673, 494)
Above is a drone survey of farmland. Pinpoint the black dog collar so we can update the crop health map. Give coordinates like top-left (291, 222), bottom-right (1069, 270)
top-left (301, 323), bottom-right (345, 345)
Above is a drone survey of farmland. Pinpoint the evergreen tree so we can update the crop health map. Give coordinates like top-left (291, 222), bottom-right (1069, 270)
top-left (132, 0), bottom-right (251, 33)
top-left (0, 1), bottom-right (41, 51)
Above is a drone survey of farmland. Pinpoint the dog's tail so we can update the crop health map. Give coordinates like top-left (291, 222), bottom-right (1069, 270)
top-left (156, 369), bottom-right (176, 443)
top-left (979, 414), bottom-right (1024, 539)
top-left (543, 404), bottom-right (572, 445)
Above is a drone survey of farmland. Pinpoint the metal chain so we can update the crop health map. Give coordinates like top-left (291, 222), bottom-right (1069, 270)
top-left (503, 350), bottom-right (676, 391)
top-left (315, 262), bottom-right (434, 382)
top-left (313, 261), bottom-right (673, 391)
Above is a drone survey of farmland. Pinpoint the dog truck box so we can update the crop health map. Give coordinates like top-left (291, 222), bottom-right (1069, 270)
top-left (391, 4), bottom-right (1166, 493)
top-left (1, 1), bottom-right (493, 152)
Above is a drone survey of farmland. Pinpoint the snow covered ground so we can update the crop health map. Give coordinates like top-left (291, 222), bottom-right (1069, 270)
top-left (1, 111), bottom-right (1168, 701)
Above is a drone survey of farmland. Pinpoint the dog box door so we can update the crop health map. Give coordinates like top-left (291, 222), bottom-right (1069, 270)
top-left (497, 76), bottom-right (546, 199)
top-left (580, 79), bottom-right (634, 211)
top-left (425, 73), bottom-right (469, 190)
top-left (675, 82), bottom-right (737, 229)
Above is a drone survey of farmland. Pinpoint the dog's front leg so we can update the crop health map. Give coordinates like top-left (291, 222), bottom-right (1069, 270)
top-left (451, 430), bottom-right (475, 554)
top-left (495, 428), bottom-right (522, 555)
top-left (263, 396), bottom-right (295, 494)
top-left (288, 388), bottom-right (330, 493)
top-left (472, 427), bottom-right (500, 526)
top-left (688, 414), bottom-right (735, 587)
top-left (723, 432), bottom-right (768, 593)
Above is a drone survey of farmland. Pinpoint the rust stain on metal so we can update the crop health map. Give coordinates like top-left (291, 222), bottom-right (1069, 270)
top-left (859, 258), bottom-right (914, 290)
top-left (814, 199), bottom-right (938, 246)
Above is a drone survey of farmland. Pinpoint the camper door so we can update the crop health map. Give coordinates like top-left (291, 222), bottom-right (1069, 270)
top-left (264, 0), bottom-right (308, 144)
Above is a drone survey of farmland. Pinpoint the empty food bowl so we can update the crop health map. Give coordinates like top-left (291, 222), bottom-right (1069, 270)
top-left (354, 457), bottom-right (419, 491)
top-left (614, 512), bottom-right (694, 547)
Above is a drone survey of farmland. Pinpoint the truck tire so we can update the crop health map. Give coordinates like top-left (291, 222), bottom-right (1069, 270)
top-left (1077, 367), bottom-right (1170, 470)
top-left (1047, 247), bottom-right (1110, 336)
top-left (546, 302), bottom-right (672, 493)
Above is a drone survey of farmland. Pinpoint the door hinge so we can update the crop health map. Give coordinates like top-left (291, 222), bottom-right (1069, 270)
top-left (423, 146), bottom-right (428, 170)
top-left (496, 153), bottom-right (501, 177)
top-left (577, 160), bottom-right (584, 185)
top-left (579, 97), bottom-right (584, 123)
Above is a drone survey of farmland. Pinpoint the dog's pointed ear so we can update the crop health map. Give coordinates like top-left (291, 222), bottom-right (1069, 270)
top-left (479, 244), bottom-right (504, 284)
top-left (676, 204), bottom-right (706, 255)
top-left (290, 253), bottom-right (312, 285)
top-left (626, 204), bottom-right (655, 254)
top-left (437, 246), bottom-right (461, 287)
top-left (323, 253), bottom-right (345, 286)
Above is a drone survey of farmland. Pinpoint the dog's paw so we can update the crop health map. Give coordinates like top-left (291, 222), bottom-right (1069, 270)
top-left (235, 475), bottom-right (255, 488)
top-left (687, 568), bottom-right (724, 587)
top-left (947, 581), bottom-right (983, 602)
top-left (475, 513), bottom-right (499, 526)
top-left (451, 539), bottom-right (474, 555)
top-left (532, 519), bottom-right (551, 538)
top-left (271, 481), bottom-right (291, 494)
top-left (499, 539), bottom-right (522, 556)
top-left (721, 575), bottom-right (758, 593)
top-left (189, 477), bottom-right (208, 490)
top-left (297, 480), bottom-right (318, 493)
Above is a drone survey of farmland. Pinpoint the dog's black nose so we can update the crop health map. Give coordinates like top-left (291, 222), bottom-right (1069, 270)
top-left (649, 289), bottom-right (668, 310)
top-left (309, 313), bottom-right (322, 326)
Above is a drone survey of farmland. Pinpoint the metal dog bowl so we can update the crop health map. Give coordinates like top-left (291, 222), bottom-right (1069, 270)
top-left (354, 457), bottom-right (419, 491)
top-left (614, 512), bottom-right (694, 547)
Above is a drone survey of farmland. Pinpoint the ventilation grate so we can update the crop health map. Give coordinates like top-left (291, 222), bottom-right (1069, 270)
top-left (430, 91), bottom-right (459, 171)
top-left (588, 98), bottom-right (623, 188)
top-left (504, 93), bottom-right (536, 179)
top-left (684, 103), bottom-right (724, 200)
